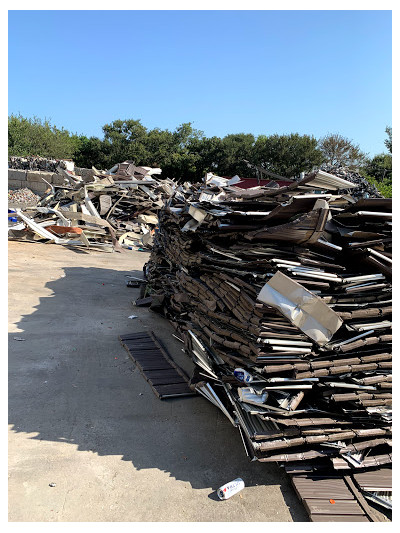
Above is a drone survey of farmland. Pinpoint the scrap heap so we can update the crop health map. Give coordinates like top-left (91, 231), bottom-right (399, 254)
top-left (320, 164), bottom-right (384, 199)
top-left (8, 161), bottom-right (175, 252)
top-left (9, 156), bottom-right (68, 172)
top-left (144, 170), bottom-right (392, 474)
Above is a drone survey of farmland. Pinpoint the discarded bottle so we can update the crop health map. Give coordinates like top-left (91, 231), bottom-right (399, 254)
top-left (217, 478), bottom-right (245, 500)
top-left (234, 368), bottom-right (253, 383)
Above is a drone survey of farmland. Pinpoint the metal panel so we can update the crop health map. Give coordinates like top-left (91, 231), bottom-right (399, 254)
top-left (310, 514), bottom-right (369, 522)
top-left (304, 498), bottom-right (364, 516)
top-left (353, 468), bottom-right (392, 491)
top-left (292, 475), bottom-right (354, 500)
top-left (119, 331), bottom-right (196, 399)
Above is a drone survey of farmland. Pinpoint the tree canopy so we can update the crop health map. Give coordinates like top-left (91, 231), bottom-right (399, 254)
top-left (364, 153), bottom-right (392, 182)
top-left (359, 127), bottom-right (392, 198)
top-left (8, 115), bottom-right (388, 189)
top-left (254, 133), bottom-right (324, 177)
top-left (8, 114), bottom-right (80, 160)
top-left (318, 133), bottom-right (367, 169)
top-left (384, 126), bottom-right (392, 154)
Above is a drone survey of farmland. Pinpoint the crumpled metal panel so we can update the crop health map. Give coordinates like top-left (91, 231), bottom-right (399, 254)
top-left (257, 271), bottom-right (343, 345)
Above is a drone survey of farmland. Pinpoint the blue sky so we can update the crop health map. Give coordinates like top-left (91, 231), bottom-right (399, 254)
top-left (8, 10), bottom-right (392, 156)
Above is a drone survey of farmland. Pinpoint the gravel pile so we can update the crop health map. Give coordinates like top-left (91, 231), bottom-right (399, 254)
top-left (8, 187), bottom-right (41, 206)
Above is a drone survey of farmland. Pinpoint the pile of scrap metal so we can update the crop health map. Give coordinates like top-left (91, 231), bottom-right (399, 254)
top-left (320, 164), bottom-right (384, 199)
top-left (143, 169), bottom-right (392, 493)
top-left (8, 161), bottom-right (175, 252)
top-left (8, 156), bottom-right (71, 172)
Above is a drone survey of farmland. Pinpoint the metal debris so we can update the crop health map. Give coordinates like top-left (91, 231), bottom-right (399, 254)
top-left (8, 160), bottom-right (175, 252)
top-left (9, 156), bottom-right (71, 172)
top-left (119, 331), bottom-right (196, 399)
top-left (142, 168), bottom-right (391, 477)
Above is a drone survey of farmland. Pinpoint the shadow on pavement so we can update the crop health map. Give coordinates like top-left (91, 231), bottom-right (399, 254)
top-left (8, 264), bottom-right (308, 521)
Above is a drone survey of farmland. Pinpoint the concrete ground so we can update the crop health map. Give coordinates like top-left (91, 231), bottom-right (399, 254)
top-left (8, 240), bottom-right (308, 522)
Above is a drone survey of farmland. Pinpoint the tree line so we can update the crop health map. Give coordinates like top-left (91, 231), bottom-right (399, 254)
top-left (8, 114), bottom-right (392, 189)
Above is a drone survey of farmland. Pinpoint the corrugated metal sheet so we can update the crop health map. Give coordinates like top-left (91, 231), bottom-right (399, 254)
top-left (354, 468), bottom-right (392, 491)
top-left (289, 473), bottom-right (372, 522)
top-left (119, 331), bottom-right (196, 399)
top-left (234, 178), bottom-right (291, 189)
top-left (292, 475), bottom-right (354, 500)
top-left (304, 498), bottom-right (364, 516)
top-left (311, 514), bottom-right (369, 522)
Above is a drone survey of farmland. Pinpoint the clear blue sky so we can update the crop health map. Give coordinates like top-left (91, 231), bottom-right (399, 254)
top-left (8, 10), bottom-right (392, 157)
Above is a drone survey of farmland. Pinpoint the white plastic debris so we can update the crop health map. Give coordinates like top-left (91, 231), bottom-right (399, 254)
top-left (217, 478), bottom-right (245, 500)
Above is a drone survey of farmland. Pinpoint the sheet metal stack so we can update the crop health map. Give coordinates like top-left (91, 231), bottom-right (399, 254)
top-left (8, 161), bottom-right (175, 252)
top-left (144, 170), bottom-right (392, 474)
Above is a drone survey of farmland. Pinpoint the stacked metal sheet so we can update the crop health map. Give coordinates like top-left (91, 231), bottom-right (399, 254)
top-left (8, 161), bottom-right (175, 252)
top-left (144, 170), bottom-right (392, 473)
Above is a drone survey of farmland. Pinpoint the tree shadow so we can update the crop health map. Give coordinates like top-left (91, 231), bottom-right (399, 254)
top-left (8, 264), bottom-right (308, 521)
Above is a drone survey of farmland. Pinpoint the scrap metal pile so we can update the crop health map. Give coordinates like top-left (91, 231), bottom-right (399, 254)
top-left (8, 161), bottom-right (175, 252)
top-left (144, 170), bottom-right (392, 472)
top-left (321, 164), bottom-right (384, 199)
top-left (9, 156), bottom-right (70, 172)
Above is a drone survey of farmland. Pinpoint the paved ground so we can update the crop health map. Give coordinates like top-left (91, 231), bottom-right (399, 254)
top-left (8, 241), bottom-right (308, 522)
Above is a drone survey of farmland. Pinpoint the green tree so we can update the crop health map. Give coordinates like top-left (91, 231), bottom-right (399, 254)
top-left (363, 153), bottom-right (392, 182)
top-left (254, 133), bottom-right (323, 177)
top-left (73, 135), bottom-right (110, 169)
top-left (13, 114), bottom-right (381, 188)
top-left (172, 122), bottom-right (203, 149)
top-left (101, 119), bottom-right (150, 167)
top-left (360, 127), bottom-right (392, 198)
top-left (187, 136), bottom-right (223, 179)
top-left (98, 120), bottom-right (203, 179)
top-left (145, 128), bottom-right (174, 163)
top-left (217, 134), bottom-right (255, 177)
top-left (318, 133), bottom-right (367, 169)
top-left (384, 126), bottom-right (392, 154)
top-left (8, 114), bottom-right (78, 159)
top-left (147, 123), bottom-right (203, 181)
